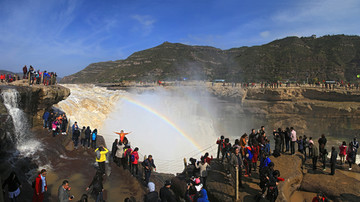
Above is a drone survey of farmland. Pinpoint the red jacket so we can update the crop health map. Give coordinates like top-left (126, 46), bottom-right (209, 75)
top-left (34, 174), bottom-right (47, 195)
top-left (131, 151), bottom-right (139, 164)
top-left (339, 145), bottom-right (347, 156)
top-left (251, 145), bottom-right (260, 163)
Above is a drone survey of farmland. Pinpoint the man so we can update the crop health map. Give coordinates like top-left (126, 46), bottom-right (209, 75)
top-left (145, 182), bottom-right (160, 202)
top-left (229, 147), bottom-right (243, 189)
top-left (142, 155), bottom-right (156, 185)
top-left (23, 65), bottom-right (27, 79)
top-left (248, 129), bottom-right (257, 146)
top-left (285, 127), bottom-right (291, 152)
top-left (311, 143), bottom-right (319, 170)
top-left (72, 122), bottom-right (79, 136)
top-left (84, 126), bottom-right (91, 148)
top-left (259, 162), bottom-right (274, 198)
top-left (42, 111), bottom-right (50, 129)
top-left (32, 169), bottom-right (47, 202)
top-left (159, 180), bottom-right (176, 202)
top-left (351, 138), bottom-right (359, 164)
top-left (279, 128), bottom-right (285, 153)
top-left (58, 180), bottom-right (73, 202)
top-left (216, 135), bottom-right (225, 159)
top-left (95, 146), bottom-right (109, 175)
top-left (290, 127), bottom-right (297, 155)
top-left (330, 147), bottom-right (337, 175)
top-left (273, 130), bottom-right (281, 157)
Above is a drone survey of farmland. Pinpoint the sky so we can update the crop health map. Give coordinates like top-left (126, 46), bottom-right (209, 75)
top-left (0, 0), bottom-right (359, 77)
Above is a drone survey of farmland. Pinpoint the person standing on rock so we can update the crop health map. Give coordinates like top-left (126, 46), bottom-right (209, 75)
top-left (32, 169), bottom-right (47, 202)
top-left (131, 147), bottom-right (140, 176)
top-left (159, 180), bottom-right (176, 202)
top-left (145, 182), bottom-right (159, 202)
top-left (111, 139), bottom-right (118, 161)
top-left (279, 128), bottom-right (285, 153)
top-left (290, 127), bottom-right (297, 155)
top-left (95, 145), bottom-right (109, 175)
top-left (142, 155), bottom-right (156, 185)
top-left (318, 134), bottom-right (327, 154)
top-left (216, 135), bottom-right (225, 159)
top-left (285, 127), bottom-right (291, 153)
top-left (58, 180), bottom-right (73, 202)
top-left (80, 126), bottom-right (86, 147)
top-left (85, 126), bottom-right (91, 148)
top-left (2, 171), bottom-right (21, 202)
top-left (351, 138), bottom-right (359, 164)
top-left (230, 147), bottom-right (243, 189)
top-left (91, 129), bottom-right (98, 149)
top-left (311, 143), bottom-right (319, 170)
top-left (330, 147), bottom-right (337, 175)
top-left (72, 122), bottom-right (79, 136)
top-left (339, 141), bottom-right (347, 165)
top-left (42, 111), bottom-right (50, 129)
top-left (86, 171), bottom-right (104, 202)
top-left (248, 129), bottom-right (257, 147)
top-left (22, 65), bottom-right (27, 79)
top-left (347, 143), bottom-right (355, 170)
top-left (195, 157), bottom-right (210, 188)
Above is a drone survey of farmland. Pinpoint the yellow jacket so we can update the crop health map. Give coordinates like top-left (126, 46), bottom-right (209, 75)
top-left (95, 147), bottom-right (109, 162)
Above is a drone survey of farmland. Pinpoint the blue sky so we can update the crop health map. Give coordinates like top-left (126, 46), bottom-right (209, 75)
top-left (1, 0), bottom-right (359, 77)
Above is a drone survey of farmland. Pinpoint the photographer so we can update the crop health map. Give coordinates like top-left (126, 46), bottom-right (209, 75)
top-left (58, 180), bottom-right (74, 202)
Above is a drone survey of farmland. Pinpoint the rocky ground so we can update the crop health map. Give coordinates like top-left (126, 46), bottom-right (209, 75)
top-left (197, 152), bottom-right (360, 202)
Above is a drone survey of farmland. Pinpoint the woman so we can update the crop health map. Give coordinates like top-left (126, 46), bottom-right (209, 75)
top-left (115, 142), bottom-right (125, 167)
top-left (131, 147), bottom-right (140, 176)
top-left (339, 141), bottom-right (347, 165)
top-left (86, 171), bottom-right (104, 202)
top-left (251, 141), bottom-right (260, 172)
top-left (195, 157), bottom-right (210, 188)
top-left (2, 172), bottom-right (21, 202)
top-left (240, 134), bottom-right (248, 157)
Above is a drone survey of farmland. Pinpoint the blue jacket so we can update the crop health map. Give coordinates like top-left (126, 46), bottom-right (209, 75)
top-left (260, 157), bottom-right (271, 169)
top-left (43, 111), bottom-right (50, 120)
top-left (197, 188), bottom-right (209, 202)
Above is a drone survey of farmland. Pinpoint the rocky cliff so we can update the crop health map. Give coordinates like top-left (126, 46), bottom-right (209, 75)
top-left (207, 84), bottom-right (360, 139)
top-left (0, 82), bottom-right (70, 152)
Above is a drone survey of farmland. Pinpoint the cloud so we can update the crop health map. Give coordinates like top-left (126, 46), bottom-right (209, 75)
top-left (131, 14), bottom-right (156, 35)
top-left (260, 31), bottom-right (270, 38)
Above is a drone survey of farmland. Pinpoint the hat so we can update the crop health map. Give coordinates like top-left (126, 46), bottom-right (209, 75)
top-left (165, 180), bottom-right (171, 186)
top-left (195, 183), bottom-right (203, 192)
top-left (148, 182), bottom-right (155, 192)
top-left (195, 178), bottom-right (201, 185)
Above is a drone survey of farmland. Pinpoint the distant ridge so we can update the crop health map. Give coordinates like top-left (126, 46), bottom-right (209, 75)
top-left (61, 35), bottom-right (360, 83)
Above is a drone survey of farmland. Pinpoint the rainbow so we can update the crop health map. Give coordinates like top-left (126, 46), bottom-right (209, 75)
top-left (120, 95), bottom-right (203, 152)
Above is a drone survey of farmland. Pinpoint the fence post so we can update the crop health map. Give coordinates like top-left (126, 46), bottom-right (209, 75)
top-left (235, 166), bottom-right (239, 201)
top-left (217, 143), bottom-right (220, 159)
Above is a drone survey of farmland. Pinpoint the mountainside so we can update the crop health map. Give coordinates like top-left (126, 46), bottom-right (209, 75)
top-left (61, 35), bottom-right (360, 83)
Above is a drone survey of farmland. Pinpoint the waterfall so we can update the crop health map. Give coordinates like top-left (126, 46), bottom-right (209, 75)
top-left (57, 84), bottom-right (219, 173)
top-left (1, 88), bottom-right (41, 156)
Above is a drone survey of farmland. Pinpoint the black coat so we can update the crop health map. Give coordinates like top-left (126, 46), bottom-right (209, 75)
top-left (159, 187), bottom-right (176, 202)
top-left (145, 191), bottom-right (160, 202)
top-left (330, 150), bottom-right (338, 164)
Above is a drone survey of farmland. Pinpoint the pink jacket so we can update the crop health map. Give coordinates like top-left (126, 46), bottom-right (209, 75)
top-left (290, 130), bottom-right (297, 142)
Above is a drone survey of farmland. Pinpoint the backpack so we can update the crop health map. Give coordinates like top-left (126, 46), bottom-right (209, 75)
top-left (130, 154), bottom-right (135, 163)
top-left (96, 150), bottom-right (101, 160)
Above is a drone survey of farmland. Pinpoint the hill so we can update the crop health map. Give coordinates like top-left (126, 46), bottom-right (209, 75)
top-left (61, 35), bottom-right (360, 83)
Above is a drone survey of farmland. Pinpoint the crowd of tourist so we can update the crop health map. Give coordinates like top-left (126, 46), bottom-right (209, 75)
top-left (2, 113), bottom-right (359, 202)
top-left (0, 65), bottom-right (57, 85)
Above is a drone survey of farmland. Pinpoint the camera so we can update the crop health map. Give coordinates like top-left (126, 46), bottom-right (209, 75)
top-left (70, 195), bottom-right (74, 199)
